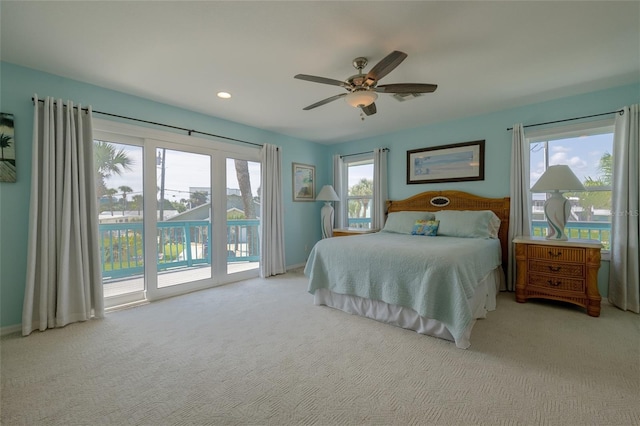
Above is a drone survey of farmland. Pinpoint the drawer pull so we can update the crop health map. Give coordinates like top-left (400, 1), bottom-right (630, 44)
top-left (548, 266), bottom-right (562, 272)
top-left (547, 280), bottom-right (561, 287)
top-left (548, 250), bottom-right (562, 258)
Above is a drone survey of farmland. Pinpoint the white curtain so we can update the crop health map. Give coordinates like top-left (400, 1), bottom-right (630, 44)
top-left (332, 154), bottom-right (346, 229)
top-left (23, 96), bottom-right (104, 336)
top-left (506, 124), bottom-right (531, 291)
top-left (260, 143), bottom-right (286, 278)
top-left (372, 148), bottom-right (388, 230)
top-left (609, 104), bottom-right (640, 313)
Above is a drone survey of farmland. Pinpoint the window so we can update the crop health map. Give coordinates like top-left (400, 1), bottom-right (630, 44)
top-left (344, 154), bottom-right (374, 229)
top-left (528, 119), bottom-right (614, 250)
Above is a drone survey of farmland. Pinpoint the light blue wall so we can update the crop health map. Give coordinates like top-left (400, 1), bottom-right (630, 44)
top-left (1, 60), bottom-right (637, 328)
top-left (0, 62), bottom-right (328, 328)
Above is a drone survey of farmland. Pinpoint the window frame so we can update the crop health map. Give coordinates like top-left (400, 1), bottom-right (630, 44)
top-left (342, 153), bottom-right (375, 229)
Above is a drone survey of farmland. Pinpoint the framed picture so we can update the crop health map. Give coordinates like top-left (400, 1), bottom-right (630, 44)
top-left (407, 140), bottom-right (485, 184)
top-left (0, 113), bottom-right (16, 183)
top-left (292, 162), bottom-right (315, 201)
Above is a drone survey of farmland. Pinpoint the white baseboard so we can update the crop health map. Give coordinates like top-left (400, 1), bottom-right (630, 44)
top-left (286, 262), bottom-right (306, 271)
top-left (1, 324), bottom-right (22, 336)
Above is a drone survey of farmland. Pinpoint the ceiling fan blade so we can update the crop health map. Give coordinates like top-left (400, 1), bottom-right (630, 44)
top-left (375, 83), bottom-right (438, 94)
top-left (364, 51), bottom-right (408, 85)
top-left (294, 74), bottom-right (347, 88)
top-left (302, 93), bottom-right (347, 110)
top-left (361, 103), bottom-right (377, 116)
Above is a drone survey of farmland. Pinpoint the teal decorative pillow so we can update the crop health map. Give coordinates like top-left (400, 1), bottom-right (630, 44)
top-left (411, 220), bottom-right (440, 236)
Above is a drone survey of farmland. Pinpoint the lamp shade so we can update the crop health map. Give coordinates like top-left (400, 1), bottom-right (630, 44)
top-left (531, 165), bottom-right (585, 192)
top-left (316, 185), bottom-right (339, 201)
top-left (344, 90), bottom-right (377, 108)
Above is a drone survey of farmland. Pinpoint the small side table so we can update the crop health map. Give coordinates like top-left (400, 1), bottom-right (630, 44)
top-left (332, 228), bottom-right (378, 237)
top-left (513, 236), bottom-right (602, 317)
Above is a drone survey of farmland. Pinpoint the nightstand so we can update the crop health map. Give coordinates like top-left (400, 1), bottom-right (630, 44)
top-left (513, 236), bottom-right (602, 317)
top-left (332, 228), bottom-right (378, 237)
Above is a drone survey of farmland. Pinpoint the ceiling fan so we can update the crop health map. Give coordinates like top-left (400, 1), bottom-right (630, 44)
top-left (294, 50), bottom-right (437, 117)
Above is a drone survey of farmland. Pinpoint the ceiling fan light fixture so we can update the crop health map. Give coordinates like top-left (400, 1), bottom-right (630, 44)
top-left (344, 90), bottom-right (377, 108)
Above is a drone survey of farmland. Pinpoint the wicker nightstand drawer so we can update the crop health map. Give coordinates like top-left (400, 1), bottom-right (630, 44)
top-left (528, 259), bottom-right (584, 277)
top-left (527, 245), bottom-right (585, 263)
top-left (528, 272), bottom-right (586, 293)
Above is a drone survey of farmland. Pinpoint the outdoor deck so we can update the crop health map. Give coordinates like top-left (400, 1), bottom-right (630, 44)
top-left (103, 261), bottom-right (259, 298)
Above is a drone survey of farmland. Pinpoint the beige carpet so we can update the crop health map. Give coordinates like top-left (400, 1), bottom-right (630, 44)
top-left (1, 269), bottom-right (639, 426)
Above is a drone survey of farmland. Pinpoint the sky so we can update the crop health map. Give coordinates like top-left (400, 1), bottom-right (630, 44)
top-left (529, 133), bottom-right (613, 187)
top-left (348, 163), bottom-right (373, 188)
top-left (102, 143), bottom-right (261, 201)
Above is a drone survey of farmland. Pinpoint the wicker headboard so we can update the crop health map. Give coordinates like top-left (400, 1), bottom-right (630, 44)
top-left (386, 190), bottom-right (511, 268)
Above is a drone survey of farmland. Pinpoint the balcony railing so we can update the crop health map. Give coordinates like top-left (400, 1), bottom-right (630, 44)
top-left (347, 217), bottom-right (372, 229)
top-left (99, 219), bottom-right (260, 281)
top-left (532, 220), bottom-right (611, 249)
top-left (347, 196), bottom-right (372, 228)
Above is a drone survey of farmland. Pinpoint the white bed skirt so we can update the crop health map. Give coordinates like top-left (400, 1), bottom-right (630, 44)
top-left (313, 267), bottom-right (504, 349)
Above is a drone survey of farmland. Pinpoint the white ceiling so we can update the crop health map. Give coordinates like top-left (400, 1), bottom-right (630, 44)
top-left (1, 1), bottom-right (638, 144)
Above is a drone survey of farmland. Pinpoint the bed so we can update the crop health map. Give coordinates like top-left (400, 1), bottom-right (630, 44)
top-left (304, 190), bottom-right (510, 349)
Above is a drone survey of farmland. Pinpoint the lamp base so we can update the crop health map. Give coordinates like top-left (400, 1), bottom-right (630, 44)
top-left (543, 191), bottom-right (571, 241)
top-left (321, 202), bottom-right (334, 239)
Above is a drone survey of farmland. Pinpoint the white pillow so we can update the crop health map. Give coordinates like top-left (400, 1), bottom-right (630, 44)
top-left (382, 211), bottom-right (436, 234)
top-left (434, 210), bottom-right (501, 239)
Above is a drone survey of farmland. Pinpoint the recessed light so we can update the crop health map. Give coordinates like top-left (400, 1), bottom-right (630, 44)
top-left (217, 92), bottom-right (231, 99)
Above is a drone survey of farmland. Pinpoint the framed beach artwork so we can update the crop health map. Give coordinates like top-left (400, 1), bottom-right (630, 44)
top-left (407, 140), bottom-right (485, 184)
top-left (0, 113), bottom-right (16, 183)
top-left (292, 162), bottom-right (315, 201)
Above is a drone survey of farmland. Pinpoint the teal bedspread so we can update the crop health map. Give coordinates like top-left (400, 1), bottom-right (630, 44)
top-left (305, 232), bottom-right (501, 344)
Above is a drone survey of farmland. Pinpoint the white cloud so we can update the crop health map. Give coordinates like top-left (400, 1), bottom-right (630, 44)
top-left (549, 152), bottom-right (587, 169)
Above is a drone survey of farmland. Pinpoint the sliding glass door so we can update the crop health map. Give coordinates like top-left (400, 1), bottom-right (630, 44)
top-left (94, 122), bottom-right (261, 308)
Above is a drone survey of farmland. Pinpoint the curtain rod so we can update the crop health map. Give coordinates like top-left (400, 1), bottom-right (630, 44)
top-left (340, 148), bottom-right (389, 158)
top-left (506, 109), bottom-right (624, 131)
top-left (32, 97), bottom-right (265, 148)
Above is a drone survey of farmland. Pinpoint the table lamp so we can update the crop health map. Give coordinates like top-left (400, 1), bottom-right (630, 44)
top-left (316, 185), bottom-right (340, 238)
top-left (530, 165), bottom-right (585, 240)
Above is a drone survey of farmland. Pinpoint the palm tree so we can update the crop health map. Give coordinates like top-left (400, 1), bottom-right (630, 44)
top-left (94, 141), bottom-right (134, 199)
top-left (571, 152), bottom-right (613, 221)
top-left (597, 152), bottom-right (612, 186)
top-left (234, 160), bottom-right (255, 219)
top-left (234, 159), bottom-right (257, 255)
top-left (349, 178), bottom-right (374, 218)
top-left (0, 133), bottom-right (13, 161)
top-left (105, 188), bottom-right (118, 216)
top-left (118, 185), bottom-right (133, 215)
